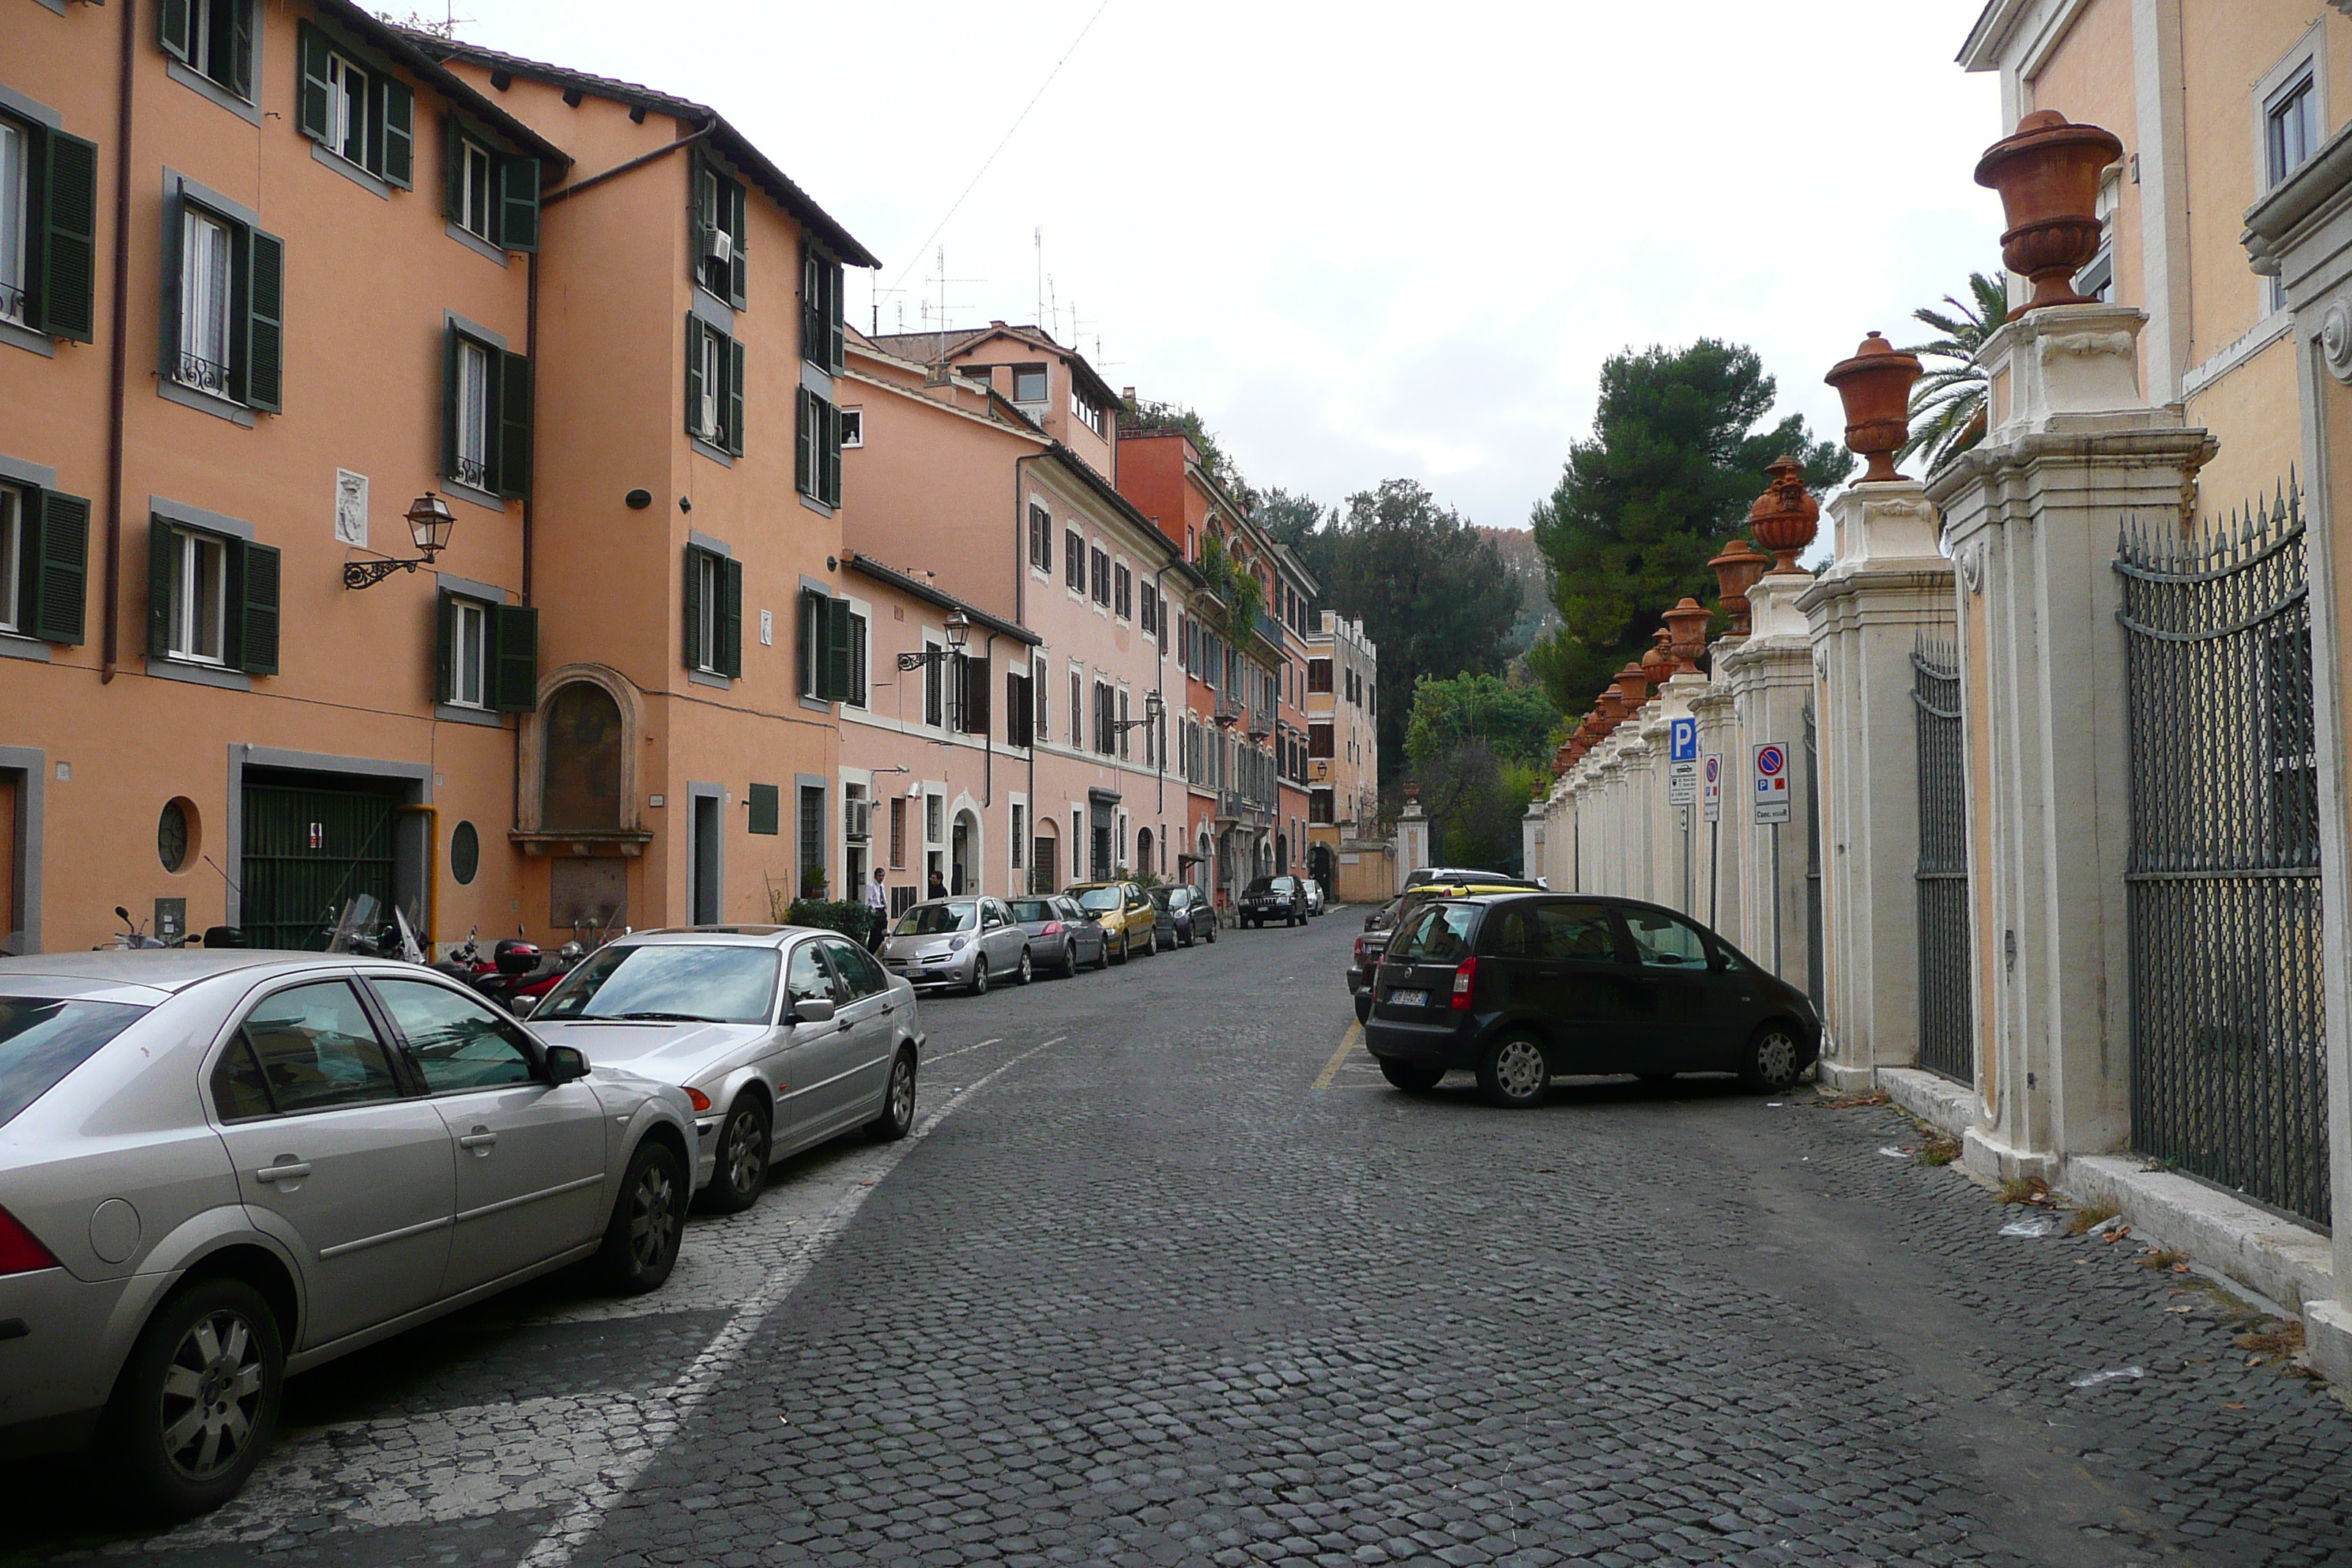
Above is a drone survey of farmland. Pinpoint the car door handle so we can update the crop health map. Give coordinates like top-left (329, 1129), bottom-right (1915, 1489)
top-left (254, 1161), bottom-right (312, 1183)
top-left (458, 1128), bottom-right (498, 1151)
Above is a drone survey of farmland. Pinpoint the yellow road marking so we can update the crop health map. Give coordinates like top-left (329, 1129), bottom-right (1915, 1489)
top-left (1313, 1023), bottom-right (1364, 1090)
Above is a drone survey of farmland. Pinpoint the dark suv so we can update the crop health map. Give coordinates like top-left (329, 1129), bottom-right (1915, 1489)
top-left (1363, 893), bottom-right (1819, 1107)
top-left (1239, 875), bottom-right (1305, 929)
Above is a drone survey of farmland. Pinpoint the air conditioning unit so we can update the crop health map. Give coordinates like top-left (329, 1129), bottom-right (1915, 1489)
top-left (704, 227), bottom-right (733, 265)
top-left (844, 798), bottom-right (871, 843)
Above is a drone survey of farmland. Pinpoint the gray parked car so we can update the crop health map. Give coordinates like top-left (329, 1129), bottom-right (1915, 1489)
top-left (0, 951), bottom-right (696, 1520)
top-left (526, 927), bottom-right (923, 1215)
top-left (880, 897), bottom-right (1033, 994)
top-left (1005, 894), bottom-right (1108, 976)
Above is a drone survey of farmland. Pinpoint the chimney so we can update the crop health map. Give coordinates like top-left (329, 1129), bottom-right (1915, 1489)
top-left (990, 319), bottom-right (1006, 328)
top-left (1121, 386), bottom-right (1136, 404)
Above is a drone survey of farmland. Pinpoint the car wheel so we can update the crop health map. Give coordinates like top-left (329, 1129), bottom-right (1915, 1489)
top-left (108, 1276), bottom-right (284, 1521)
top-left (867, 1047), bottom-right (917, 1141)
top-left (698, 1095), bottom-right (769, 1214)
top-left (1738, 1023), bottom-right (1803, 1094)
top-left (1378, 1058), bottom-right (1445, 1093)
top-left (1016, 947), bottom-right (1034, 985)
top-left (1354, 994), bottom-right (1372, 1025)
top-left (970, 956), bottom-right (990, 995)
top-left (1062, 941), bottom-right (1080, 979)
top-left (1476, 1032), bottom-right (1552, 1109)
top-left (595, 1137), bottom-right (685, 1294)
top-left (1205, 924), bottom-right (1216, 944)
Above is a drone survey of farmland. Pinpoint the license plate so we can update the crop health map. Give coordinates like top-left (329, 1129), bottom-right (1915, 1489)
top-left (1388, 990), bottom-right (1428, 1007)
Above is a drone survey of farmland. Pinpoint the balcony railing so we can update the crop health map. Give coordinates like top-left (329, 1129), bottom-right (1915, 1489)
top-left (176, 350), bottom-right (233, 398)
top-left (1213, 690), bottom-right (1244, 728)
top-left (0, 282), bottom-right (26, 326)
top-left (1247, 706), bottom-right (1273, 740)
top-left (453, 452), bottom-right (493, 491)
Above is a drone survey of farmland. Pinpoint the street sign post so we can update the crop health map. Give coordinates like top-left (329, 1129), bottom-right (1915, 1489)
top-left (1667, 761), bottom-right (1697, 805)
top-left (1669, 718), bottom-right (1697, 763)
top-left (1701, 754), bottom-right (1722, 823)
top-left (1752, 741), bottom-right (1791, 825)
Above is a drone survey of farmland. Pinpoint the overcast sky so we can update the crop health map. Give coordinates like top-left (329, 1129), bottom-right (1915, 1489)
top-left (449, 1), bottom-right (2006, 532)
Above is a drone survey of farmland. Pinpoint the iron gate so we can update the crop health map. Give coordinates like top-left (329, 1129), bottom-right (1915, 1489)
top-left (241, 780), bottom-right (397, 951)
top-left (1803, 700), bottom-right (1823, 1001)
top-left (2117, 487), bottom-right (2328, 1226)
top-left (1912, 638), bottom-right (1973, 1083)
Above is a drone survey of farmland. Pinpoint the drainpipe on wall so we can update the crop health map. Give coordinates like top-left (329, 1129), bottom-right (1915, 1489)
top-left (99, 0), bottom-right (135, 684)
top-left (1014, 452), bottom-right (1044, 889)
top-left (980, 629), bottom-right (995, 810)
top-left (514, 248), bottom-right (540, 848)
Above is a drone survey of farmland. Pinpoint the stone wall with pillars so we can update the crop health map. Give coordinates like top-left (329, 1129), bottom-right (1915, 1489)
top-left (1718, 569), bottom-right (1821, 987)
top-left (1797, 479), bottom-right (1959, 1089)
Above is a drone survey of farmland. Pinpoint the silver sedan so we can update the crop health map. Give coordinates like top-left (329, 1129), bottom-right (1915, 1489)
top-left (879, 897), bottom-right (1034, 994)
top-left (0, 951), bottom-right (696, 1520)
top-left (527, 926), bottom-right (923, 1215)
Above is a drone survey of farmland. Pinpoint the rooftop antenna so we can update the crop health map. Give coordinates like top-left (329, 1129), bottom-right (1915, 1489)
top-left (923, 245), bottom-right (984, 333)
top-left (1033, 227), bottom-right (1044, 328)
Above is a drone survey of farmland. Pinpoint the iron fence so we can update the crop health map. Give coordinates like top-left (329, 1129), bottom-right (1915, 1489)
top-left (2117, 483), bottom-right (2328, 1226)
top-left (1912, 638), bottom-right (1973, 1084)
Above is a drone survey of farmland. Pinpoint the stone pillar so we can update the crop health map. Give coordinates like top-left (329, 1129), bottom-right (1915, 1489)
top-left (1926, 302), bottom-right (2215, 1180)
top-left (1691, 678), bottom-right (1741, 936)
top-left (1796, 479), bottom-right (1959, 1089)
top-left (1520, 802), bottom-right (1545, 883)
top-left (1720, 570), bottom-right (1817, 985)
top-left (1395, 802), bottom-right (1428, 894)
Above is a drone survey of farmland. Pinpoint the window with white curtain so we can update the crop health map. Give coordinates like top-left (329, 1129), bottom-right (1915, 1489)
top-left (326, 51), bottom-right (370, 166)
top-left (450, 597), bottom-right (489, 708)
top-left (178, 208), bottom-right (235, 394)
top-left (0, 119), bottom-right (26, 325)
top-left (168, 528), bottom-right (229, 664)
top-left (0, 487), bottom-right (21, 634)
top-left (455, 339), bottom-right (491, 490)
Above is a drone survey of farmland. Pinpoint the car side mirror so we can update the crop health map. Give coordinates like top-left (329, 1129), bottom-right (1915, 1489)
top-left (543, 1044), bottom-right (589, 1084)
top-left (509, 995), bottom-right (538, 1017)
top-left (793, 996), bottom-right (837, 1025)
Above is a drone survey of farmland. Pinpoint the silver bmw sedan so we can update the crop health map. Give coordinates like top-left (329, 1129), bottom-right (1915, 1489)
top-left (0, 950), bottom-right (696, 1520)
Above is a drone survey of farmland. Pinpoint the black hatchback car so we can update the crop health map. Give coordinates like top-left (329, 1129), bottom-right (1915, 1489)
top-left (1363, 893), bottom-right (1819, 1107)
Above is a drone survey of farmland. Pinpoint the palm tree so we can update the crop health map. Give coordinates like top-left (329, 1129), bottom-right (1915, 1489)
top-left (1899, 271), bottom-right (2010, 474)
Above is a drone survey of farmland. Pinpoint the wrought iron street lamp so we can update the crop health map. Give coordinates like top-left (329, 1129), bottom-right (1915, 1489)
top-left (342, 494), bottom-right (458, 589)
top-left (895, 609), bottom-right (972, 673)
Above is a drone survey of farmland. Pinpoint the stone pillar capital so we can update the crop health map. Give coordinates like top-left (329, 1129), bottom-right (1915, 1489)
top-left (1978, 302), bottom-right (2167, 442)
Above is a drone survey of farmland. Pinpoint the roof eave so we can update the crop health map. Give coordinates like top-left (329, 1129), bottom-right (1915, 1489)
top-left (841, 553), bottom-right (1039, 646)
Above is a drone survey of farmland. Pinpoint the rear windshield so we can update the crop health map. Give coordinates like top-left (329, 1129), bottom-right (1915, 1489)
top-left (535, 943), bottom-right (780, 1025)
top-left (896, 902), bottom-right (977, 935)
top-left (0, 997), bottom-right (151, 1126)
top-left (1006, 900), bottom-right (1055, 924)
top-left (1389, 904), bottom-right (1479, 964)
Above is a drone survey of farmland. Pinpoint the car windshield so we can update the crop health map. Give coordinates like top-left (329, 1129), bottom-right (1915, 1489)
top-left (1073, 888), bottom-right (1122, 913)
top-left (534, 943), bottom-right (780, 1024)
top-left (1244, 878), bottom-right (1273, 895)
top-left (1006, 900), bottom-right (1055, 924)
top-left (1390, 904), bottom-right (1479, 963)
top-left (0, 996), bottom-right (152, 1126)
top-left (897, 902), bottom-right (976, 935)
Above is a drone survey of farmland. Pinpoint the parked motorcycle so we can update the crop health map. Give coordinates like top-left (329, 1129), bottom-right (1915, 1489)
top-left (97, 905), bottom-right (197, 950)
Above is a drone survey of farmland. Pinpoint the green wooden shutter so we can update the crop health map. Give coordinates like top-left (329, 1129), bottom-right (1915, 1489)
top-left (968, 655), bottom-right (990, 735)
top-left (157, 181), bottom-right (183, 380)
top-left (442, 114), bottom-right (464, 222)
top-left (237, 540), bottom-right (280, 676)
top-left (826, 262), bottom-right (845, 372)
top-left (794, 388), bottom-right (813, 495)
top-left (801, 252), bottom-right (820, 368)
top-left (159, 0), bottom-right (192, 61)
top-left (498, 157), bottom-right (539, 253)
top-left (433, 589), bottom-right (456, 704)
top-left (682, 316), bottom-right (703, 439)
top-left (682, 545), bottom-right (704, 669)
top-left (687, 157), bottom-right (712, 290)
top-left (822, 595), bottom-right (852, 701)
top-left (719, 557), bottom-right (744, 679)
top-left (296, 21), bottom-right (331, 141)
top-left (28, 490), bottom-right (89, 646)
top-left (725, 179), bottom-right (747, 309)
top-left (724, 335), bottom-right (745, 456)
top-left (227, 0), bottom-right (255, 99)
top-left (244, 228), bottom-right (284, 412)
top-left (380, 78), bottom-right (415, 188)
top-left (746, 783), bottom-right (779, 837)
top-left (440, 323), bottom-right (461, 481)
top-left (38, 130), bottom-right (99, 344)
top-left (820, 400), bottom-right (841, 506)
top-left (497, 350), bottom-right (532, 498)
top-left (491, 604), bottom-right (538, 712)
top-left (146, 520), bottom-right (175, 658)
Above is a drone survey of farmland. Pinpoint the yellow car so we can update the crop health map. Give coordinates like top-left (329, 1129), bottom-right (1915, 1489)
top-left (1065, 881), bottom-right (1159, 964)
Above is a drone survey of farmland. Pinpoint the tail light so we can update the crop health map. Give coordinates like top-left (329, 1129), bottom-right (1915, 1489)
top-left (1450, 957), bottom-right (1479, 1011)
top-left (685, 1088), bottom-right (712, 1112)
top-left (0, 1206), bottom-right (60, 1276)
top-left (1353, 938), bottom-right (1368, 963)
top-left (1043, 921), bottom-right (1065, 935)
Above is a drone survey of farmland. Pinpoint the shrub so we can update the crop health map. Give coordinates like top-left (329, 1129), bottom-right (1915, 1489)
top-left (784, 898), bottom-right (873, 939)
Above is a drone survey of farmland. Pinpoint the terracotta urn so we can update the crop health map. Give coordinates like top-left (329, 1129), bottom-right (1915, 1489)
top-left (1613, 661), bottom-right (1650, 712)
top-left (1974, 109), bottom-right (2124, 316)
top-left (1592, 692), bottom-right (1624, 739)
top-left (1746, 456), bottom-right (1820, 574)
top-left (1825, 332), bottom-right (1924, 483)
top-left (1662, 597), bottom-right (1711, 671)
top-left (1640, 631), bottom-right (1676, 694)
top-left (1707, 538), bottom-right (1771, 636)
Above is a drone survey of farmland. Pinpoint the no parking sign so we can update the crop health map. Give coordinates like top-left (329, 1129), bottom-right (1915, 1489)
top-left (1701, 753), bottom-right (1722, 823)
top-left (1752, 741), bottom-right (1791, 825)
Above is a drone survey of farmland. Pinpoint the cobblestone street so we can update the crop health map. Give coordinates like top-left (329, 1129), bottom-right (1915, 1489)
top-left (7, 915), bottom-right (2349, 1567)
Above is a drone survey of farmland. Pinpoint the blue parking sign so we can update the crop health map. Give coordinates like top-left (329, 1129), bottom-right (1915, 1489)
top-left (1670, 717), bottom-right (1697, 762)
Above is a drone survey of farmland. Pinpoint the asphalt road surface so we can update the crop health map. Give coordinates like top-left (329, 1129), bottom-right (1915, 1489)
top-left (7, 911), bottom-right (2350, 1567)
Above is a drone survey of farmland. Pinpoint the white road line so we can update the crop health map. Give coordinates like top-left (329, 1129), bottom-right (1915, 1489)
top-left (518, 1038), bottom-right (1057, 1567)
top-left (926, 1035), bottom-right (1003, 1063)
